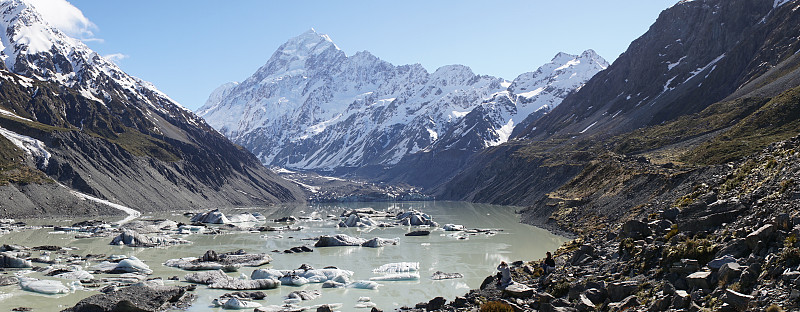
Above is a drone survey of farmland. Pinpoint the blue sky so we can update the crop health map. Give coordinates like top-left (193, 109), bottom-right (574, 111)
top-left (66, 0), bottom-right (678, 111)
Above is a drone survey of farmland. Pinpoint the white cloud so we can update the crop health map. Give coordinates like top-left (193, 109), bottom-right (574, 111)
top-left (103, 53), bottom-right (129, 65)
top-left (24, 0), bottom-right (98, 41)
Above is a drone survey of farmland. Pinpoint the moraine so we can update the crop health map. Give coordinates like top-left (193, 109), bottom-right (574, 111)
top-left (0, 201), bottom-right (566, 311)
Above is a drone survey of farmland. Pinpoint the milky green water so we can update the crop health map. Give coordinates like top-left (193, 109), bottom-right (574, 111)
top-left (0, 201), bottom-right (567, 311)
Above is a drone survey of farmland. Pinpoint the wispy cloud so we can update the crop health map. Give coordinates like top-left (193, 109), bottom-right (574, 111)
top-left (103, 53), bottom-right (129, 65)
top-left (25, 0), bottom-right (100, 42)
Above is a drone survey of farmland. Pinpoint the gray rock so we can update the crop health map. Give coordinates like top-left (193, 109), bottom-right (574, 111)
top-left (721, 289), bottom-right (753, 311)
top-left (672, 290), bottom-right (691, 309)
top-left (62, 285), bottom-right (195, 312)
top-left (777, 213), bottom-right (792, 231)
top-left (427, 297), bottom-right (446, 310)
top-left (718, 262), bottom-right (742, 283)
top-left (608, 281), bottom-right (639, 302)
top-left (503, 283), bottom-right (534, 298)
top-left (716, 238), bottom-right (749, 259)
top-left (745, 224), bottom-right (775, 250)
top-left (661, 208), bottom-right (680, 221)
top-left (608, 295), bottom-right (638, 311)
top-left (708, 255), bottom-right (737, 270)
top-left (576, 294), bottom-right (595, 312)
top-left (686, 271), bottom-right (713, 290)
top-left (621, 220), bottom-right (652, 239)
top-left (583, 288), bottom-right (606, 305)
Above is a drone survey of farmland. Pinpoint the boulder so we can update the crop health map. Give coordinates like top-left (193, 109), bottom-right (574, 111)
top-left (607, 281), bottom-right (639, 302)
top-left (719, 262), bottom-right (742, 282)
top-left (576, 294), bottom-right (595, 312)
top-left (620, 220), bottom-right (652, 239)
top-left (686, 271), bottom-right (713, 290)
top-left (716, 238), bottom-right (750, 258)
top-left (777, 213), bottom-right (792, 231)
top-left (61, 285), bottom-right (195, 312)
top-left (583, 288), bottom-right (606, 305)
top-left (745, 224), bottom-right (775, 250)
top-left (314, 234), bottom-right (366, 247)
top-left (672, 290), bottom-right (691, 309)
top-left (427, 297), bottom-right (446, 311)
top-left (503, 283), bottom-right (534, 298)
top-left (708, 255), bottom-right (737, 270)
top-left (721, 289), bottom-right (753, 311)
top-left (608, 295), bottom-right (639, 311)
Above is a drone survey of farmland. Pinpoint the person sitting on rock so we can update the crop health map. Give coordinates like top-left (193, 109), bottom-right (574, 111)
top-left (496, 261), bottom-right (513, 288)
top-left (543, 252), bottom-right (556, 273)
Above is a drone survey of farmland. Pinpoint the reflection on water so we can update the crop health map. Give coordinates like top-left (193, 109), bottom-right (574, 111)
top-left (0, 201), bottom-right (568, 311)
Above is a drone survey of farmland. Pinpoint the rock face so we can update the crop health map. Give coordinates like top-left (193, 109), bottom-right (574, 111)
top-left (438, 0), bottom-right (800, 208)
top-left (197, 29), bottom-right (605, 183)
top-left (61, 285), bottom-right (195, 312)
top-left (0, 0), bottom-right (303, 219)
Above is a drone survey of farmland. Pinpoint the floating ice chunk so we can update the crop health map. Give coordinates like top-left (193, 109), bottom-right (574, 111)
top-left (373, 262), bottom-right (419, 273)
top-left (369, 272), bottom-right (420, 281)
top-left (349, 280), bottom-right (380, 289)
top-left (19, 278), bottom-right (69, 294)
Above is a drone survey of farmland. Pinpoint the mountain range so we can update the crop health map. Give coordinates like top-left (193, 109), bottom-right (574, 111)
top-left (197, 29), bottom-right (608, 179)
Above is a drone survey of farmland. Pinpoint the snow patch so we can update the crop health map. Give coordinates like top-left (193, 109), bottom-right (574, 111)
top-left (579, 121), bottom-right (598, 134)
top-left (0, 125), bottom-right (51, 168)
top-left (0, 108), bottom-right (32, 121)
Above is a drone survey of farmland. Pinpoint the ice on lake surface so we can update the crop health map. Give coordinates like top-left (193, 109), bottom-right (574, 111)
top-left (0, 201), bottom-right (567, 311)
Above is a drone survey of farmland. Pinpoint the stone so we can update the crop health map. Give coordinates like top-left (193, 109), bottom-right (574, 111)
top-left (745, 224), bottom-right (775, 250)
top-left (721, 289), bottom-right (753, 311)
top-left (62, 285), bottom-right (195, 312)
top-left (607, 280), bottom-right (639, 302)
top-left (686, 271), bottom-right (713, 290)
top-left (661, 208), bottom-right (680, 221)
top-left (583, 288), bottom-right (606, 305)
top-left (503, 283), bottom-right (534, 298)
top-left (576, 294), bottom-right (595, 312)
top-left (608, 295), bottom-right (638, 311)
top-left (716, 238), bottom-right (750, 259)
top-left (672, 290), bottom-right (691, 309)
top-left (777, 213), bottom-right (792, 231)
top-left (708, 255), bottom-right (737, 270)
top-left (426, 297), bottom-right (446, 311)
top-left (621, 220), bottom-right (652, 239)
top-left (405, 230), bottom-right (430, 236)
top-left (317, 305), bottom-right (333, 312)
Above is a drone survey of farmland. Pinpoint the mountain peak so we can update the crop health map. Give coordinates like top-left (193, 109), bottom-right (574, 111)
top-left (276, 28), bottom-right (340, 57)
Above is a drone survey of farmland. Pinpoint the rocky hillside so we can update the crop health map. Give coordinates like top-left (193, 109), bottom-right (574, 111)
top-left (0, 0), bottom-right (303, 218)
top-left (197, 29), bottom-right (606, 177)
top-left (438, 0), bottom-right (800, 206)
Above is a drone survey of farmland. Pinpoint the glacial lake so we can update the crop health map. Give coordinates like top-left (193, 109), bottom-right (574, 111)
top-left (0, 201), bottom-right (567, 311)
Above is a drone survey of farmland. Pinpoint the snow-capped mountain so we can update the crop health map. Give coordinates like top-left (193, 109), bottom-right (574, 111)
top-left (198, 29), bottom-right (607, 172)
top-left (0, 0), bottom-right (302, 214)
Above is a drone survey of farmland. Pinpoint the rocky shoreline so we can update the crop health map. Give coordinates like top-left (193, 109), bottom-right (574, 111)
top-left (401, 136), bottom-right (800, 312)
